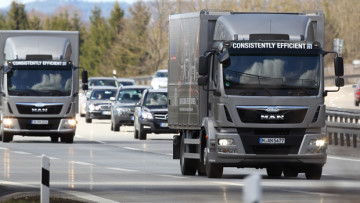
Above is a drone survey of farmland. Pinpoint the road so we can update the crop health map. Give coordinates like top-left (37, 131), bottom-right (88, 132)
top-left (0, 85), bottom-right (359, 202)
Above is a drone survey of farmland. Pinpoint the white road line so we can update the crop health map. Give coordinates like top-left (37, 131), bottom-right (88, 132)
top-left (106, 167), bottom-right (139, 172)
top-left (123, 147), bottom-right (140, 151)
top-left (12, 151), bottom-right (32, 155)
top-left (157, 174), bottom-right (189, 179)
top-left (59, 190), bottom-right (118, 203)
top-left (72, 161), bottom-right (96, 166)
top-left (0, 147), bottom-right (9, 150)
top-left (328, 155), bottom-right (360, 162)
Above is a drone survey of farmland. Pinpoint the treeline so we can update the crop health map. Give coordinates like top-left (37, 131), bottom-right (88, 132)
top-left (0, 0), bottom-right (359, 77)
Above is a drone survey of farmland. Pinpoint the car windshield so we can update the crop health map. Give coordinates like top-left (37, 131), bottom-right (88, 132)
top-left (7, 67), bottom-right (72, 96)
top-left (90, 89), bottom-right (116, 100)
top-left (144, 92), bottom-right (168, 108)
top-left (154, 71), bottom-right (168, 78)
top-left (117, 89), bottom-right (144, 104)
top-left (223, 52), bottom-right (321, 96)
top-left (89, 79), bottom-right (117, 87)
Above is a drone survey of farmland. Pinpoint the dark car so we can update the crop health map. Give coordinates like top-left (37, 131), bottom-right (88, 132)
top-left (85, 86), bottom-right (117, 123)
top-left (355, 80), bottom-right (360, 106)
top-left (110, 85), bottom-right (148, 131)
top-left (134, 89), bottom-right (176, 140)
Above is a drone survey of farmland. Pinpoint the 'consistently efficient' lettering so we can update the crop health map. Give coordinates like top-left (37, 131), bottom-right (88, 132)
top-left (12, 61), bottom-right (68, 66)
top-left (232, 42), bottom-right (311, 49)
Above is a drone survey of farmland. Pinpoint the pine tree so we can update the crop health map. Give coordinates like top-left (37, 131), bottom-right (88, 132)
top-left (6, 1), bottom-right (28, 30)
top-left (109, 2), bottom-right (124, 36)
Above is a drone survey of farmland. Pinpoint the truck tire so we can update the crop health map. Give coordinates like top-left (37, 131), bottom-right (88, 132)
top-left (139, 126), bottom-right (147, 140)
top-left (305, 164), bottom-right (322, 180)
top-left (180, 134), bottom-right (197, 175)
top-left (205, 160), bottom-right (223, 178)
top-left (2, 132), bottom-right (13, 143)
top-left (51, 136), bottom-right (59, 143)
top-left (266, 167), bottom-right (282, 177)
top-left (61, 133), bottom-right (74, 144)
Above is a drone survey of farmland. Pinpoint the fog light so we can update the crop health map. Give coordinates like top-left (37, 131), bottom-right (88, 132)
top-left (218, 138), bottom-right (234, 146)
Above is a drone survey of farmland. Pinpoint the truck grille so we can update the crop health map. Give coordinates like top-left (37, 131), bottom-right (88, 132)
top-left (237, 106), bottom-right (307, 124)
top-left (16, 103), bottom-right (63, 114)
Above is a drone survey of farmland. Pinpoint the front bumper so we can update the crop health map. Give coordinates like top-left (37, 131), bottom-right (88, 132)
top-left (206, 130), bottom-right (327, 167)
top-left (113, 112), bottom-right (134, 126)
top-left (140, 119), bottom-right (177, 134)
top-left (2, 117), bottom-right (76, 136)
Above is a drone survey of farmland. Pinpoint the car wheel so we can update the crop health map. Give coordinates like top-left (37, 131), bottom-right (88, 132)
top-left (139, 126), bottom-right (147, 140)
top-left (85, 112), bottom-right (92, 123)
top-left (1, 131), bottom-right (13, 143)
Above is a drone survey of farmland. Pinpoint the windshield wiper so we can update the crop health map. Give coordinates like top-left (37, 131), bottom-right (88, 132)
top-left (9, 89), bottom-right (40, 96)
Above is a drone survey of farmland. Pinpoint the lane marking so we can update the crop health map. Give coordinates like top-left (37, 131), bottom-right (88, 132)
top-left (59, 190), bottom-right (118, 203)
top-left (106, 167), bottom-right (139, 172)
top-left (0, 147), bottom-right (9, 150)
top-left (72, 161), bottom-right (96, 166)
top-left (12, 151), bottom-right (32, 155)
top-left (123, 147), bottom-right (140, 151)
top-left (157, 174), bottom-right (189, 179)
top-left (328, 155), bottom-right (360, 162)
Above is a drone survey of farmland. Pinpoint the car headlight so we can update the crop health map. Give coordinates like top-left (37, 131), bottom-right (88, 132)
top-left (89, 104), bottom-right (95, 111)
top-left (94, 105), bottom-right (101, 111)
top-left (141, 111), bottom-right (153, 120)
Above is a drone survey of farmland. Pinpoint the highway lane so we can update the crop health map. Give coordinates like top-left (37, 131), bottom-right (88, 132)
top-left (0, 85), bottom-right (359, 202)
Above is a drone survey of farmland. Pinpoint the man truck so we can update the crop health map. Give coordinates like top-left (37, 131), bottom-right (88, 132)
top-left (169, 10), bottom-right (344, 179)
top-left (0, 31), bottom-right (82, 143)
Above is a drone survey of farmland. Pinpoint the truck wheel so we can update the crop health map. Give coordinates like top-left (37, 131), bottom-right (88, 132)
top-left (61, 133), bottom-right (74, 144)
top-left (197, 162), bottom-right (207, 176)
top-left (2, 132), bottom-right (13, 143)
top-left (180, 135), bottom-right (197, 175)
top-left (51, 136), bottom-right (59, 143)
top-left (305, 164), bottom-right (322, 180)
top-left (266, 167), bottom-right (282, 177)
top-left (139, 126), bottom-right (147, 140)
top-left (283, 167), bottom-right (299, 178)
top-left (205, 160), bottom-right (223, 178)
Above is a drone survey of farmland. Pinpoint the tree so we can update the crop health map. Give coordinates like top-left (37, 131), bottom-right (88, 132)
top-left (109, 2), bottom-right (124, 36)
top-left (6, 1), bottom-right (28, 30)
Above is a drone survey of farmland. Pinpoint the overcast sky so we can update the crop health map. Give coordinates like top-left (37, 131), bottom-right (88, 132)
top-left (0, 0), bottom-right (143, 8)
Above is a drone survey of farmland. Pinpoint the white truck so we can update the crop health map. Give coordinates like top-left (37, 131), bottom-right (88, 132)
top-left (169, 10), bottom-right (344, 179)
top-left (0, 30), bottom-right (82, 143)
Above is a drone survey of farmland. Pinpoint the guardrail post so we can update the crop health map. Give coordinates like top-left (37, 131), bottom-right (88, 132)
top-left (340, 133), bottom-right (344, 146)
top-left (328, 132), bottom-right (332, 145)
top-left (346, 134), bottom-right (350, 147)
top-left (41, 155), bottom-right (50, 203)
top-left (354, 135), bottom-right (357, 148)
top-left (334, 133), bottom-right (338, 145)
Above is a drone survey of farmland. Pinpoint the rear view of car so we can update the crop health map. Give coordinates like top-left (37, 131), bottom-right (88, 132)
top-left (355, 80), bottom-right (360, 106)
top-left (150, 69), bottom-right (168, 89)
top-left (134, 89), bottom-right (176, 140)
top-left (85, 86), bottom-right (117, 123)
top-left (88, 77), bottom-right (118, 88)
top-left (110, 86), bottom-right (148, 131)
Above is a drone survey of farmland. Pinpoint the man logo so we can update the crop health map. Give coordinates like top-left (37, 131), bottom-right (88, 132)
top-left (32, 108), bottom-right (48, 113)
top-left (261, 114), bottom-right (284, 120)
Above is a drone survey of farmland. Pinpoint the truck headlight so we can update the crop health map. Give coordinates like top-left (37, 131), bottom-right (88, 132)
top-left (3, 118), bottom-right (13, 126)
top-left (141, 111), bottom-right (153, 120)
top-left (66, 119), bottom-right (77, 126)
top-left (218, 138), bottom-right (235, 146)
top-left (309, 139), bottom-right (326, 147)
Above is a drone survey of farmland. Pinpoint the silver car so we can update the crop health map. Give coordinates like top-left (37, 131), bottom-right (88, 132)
top-left (85, 86), bottom-right (117, 123)
top-left (110, 86), bottom-right (148, 131)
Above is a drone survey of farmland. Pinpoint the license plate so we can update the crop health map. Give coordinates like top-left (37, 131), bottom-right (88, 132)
top-left (102, 111), bottom-right (111, 115)
top-left (160, 123), bottom-right (168, 127)
top-left (259, 138), bottom-right (285, 144)
top-left (31, 120), bottom-right (49, 125)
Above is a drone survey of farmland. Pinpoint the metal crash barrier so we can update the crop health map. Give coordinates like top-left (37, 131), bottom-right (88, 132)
top-left (326, 107), bottom-right (360, 148)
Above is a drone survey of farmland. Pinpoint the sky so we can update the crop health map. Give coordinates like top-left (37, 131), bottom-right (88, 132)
top-left (0, 0), bottom-right (142, 8)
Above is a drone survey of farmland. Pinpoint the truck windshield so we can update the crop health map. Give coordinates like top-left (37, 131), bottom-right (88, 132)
top-left (7, 67), bottom-right (72, 96)
top-left (223, 53), bottom-right (320, 96)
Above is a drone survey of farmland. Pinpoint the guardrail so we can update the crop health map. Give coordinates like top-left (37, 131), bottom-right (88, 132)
top-left (326, 107), bottom-right (360, 148)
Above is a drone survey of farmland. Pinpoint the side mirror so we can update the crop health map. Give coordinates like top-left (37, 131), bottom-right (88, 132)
top-left (82, 84), bottom-right (88, 91)
top-left (334, 56), bottom-right (344, 76)
top-left (82, 70), bottom-right (88, 84)
top-left (335, 77), bottom-right (344, 87)
top-left (199, 56), bottom-right (208, 76)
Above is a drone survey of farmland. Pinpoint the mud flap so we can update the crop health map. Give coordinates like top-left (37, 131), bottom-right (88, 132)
top-left (173, 135), bottom-right (181, 159)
